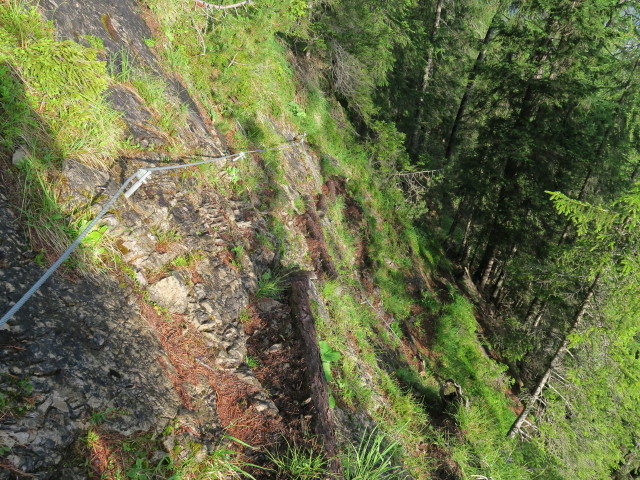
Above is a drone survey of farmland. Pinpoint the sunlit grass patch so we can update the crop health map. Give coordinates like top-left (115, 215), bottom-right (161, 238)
top-left (255, 268), bottom-right (288, 299)
top-left (130, 68), bottom-right (189, 146)
top-left (0, 4), bottom-right (122, 168)
top-left (317, 279), bottom-right (438, 478)
top-left (0, 1), bottom-right (124, 269)
top-left (322, 196), bottom-right (359, 275)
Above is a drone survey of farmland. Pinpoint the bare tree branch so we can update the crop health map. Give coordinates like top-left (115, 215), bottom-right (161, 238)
top-left (391, 170), bottom-right (443, 205)
top-left (391, 169), bottom-right (442, 177)
top-left (194, 0), bottom-right (251, 10)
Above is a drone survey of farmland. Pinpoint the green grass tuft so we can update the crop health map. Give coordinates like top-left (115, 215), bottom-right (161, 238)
top-left (342, 426), bottom-right (402, 480)
top-left (267, 439), bottom-right (328, 480)
top-left (256, 269), bottom-right (287, 299)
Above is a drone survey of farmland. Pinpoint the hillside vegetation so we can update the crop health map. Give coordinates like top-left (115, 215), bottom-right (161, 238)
top-left (1, 0), bottom-right (639, 479)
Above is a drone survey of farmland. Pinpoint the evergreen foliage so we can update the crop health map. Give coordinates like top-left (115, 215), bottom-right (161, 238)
top-left (374, 0), bottom-right (640, 476)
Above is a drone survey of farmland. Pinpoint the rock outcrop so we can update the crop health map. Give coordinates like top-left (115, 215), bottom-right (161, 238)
top-left (0, 0), bottom-right (340, 475)
top-left (0, 0), bottom-right (291, 476)
top-left (0, 185), bottom-right (184, 477)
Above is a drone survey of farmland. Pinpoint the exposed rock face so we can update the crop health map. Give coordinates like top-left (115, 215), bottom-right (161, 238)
top-left (0, 162), bottom-right (307, 475)
top-left (0, 0), bottom-right (280, 476)
top-left (107, 85), bottom-right (166, 150)
top-left (11, 146), bottom-right (28, 167)
top-left (0, 140), bottom-right (278, 478)
top-left (40, 0), bottom-right (159, 70)
top-left (61, 159), bottom-right (111, 211)
top-left (39, 0), bottom-right (226, 156)
top-left (0, 188), bottom-right (183, 478)
top-left (0, 137), bottom-right (282, 477)
top-left (0, 0), bottom-right (339, 475)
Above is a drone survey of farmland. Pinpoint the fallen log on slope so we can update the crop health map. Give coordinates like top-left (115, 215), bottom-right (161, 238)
top-left (288, 271), bottom-right (342, 476)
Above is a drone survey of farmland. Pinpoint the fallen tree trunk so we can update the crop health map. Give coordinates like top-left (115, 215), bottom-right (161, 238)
top-left (507, 273), bottom-right (600, 438)
top-left (289, 272), bottom-right (342, 475)
top-left (301, 197), bottom-right (339, 279)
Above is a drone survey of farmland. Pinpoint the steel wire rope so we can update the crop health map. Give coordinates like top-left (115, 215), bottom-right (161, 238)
top-left (0, 136), bottom-right (305, 326)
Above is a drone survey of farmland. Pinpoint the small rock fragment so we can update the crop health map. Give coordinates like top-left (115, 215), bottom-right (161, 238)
top-left (148, 275), bottom-right (189, 313)
top-left (12, 145), bottom-right (28, 166)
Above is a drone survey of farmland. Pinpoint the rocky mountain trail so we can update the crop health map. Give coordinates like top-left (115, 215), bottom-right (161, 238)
top-left (0, 184), bottom-right (184, 478)
top-left (0, 41), bottom-right (339, 480)
top-left (0, 163), bottom-right (323, 477)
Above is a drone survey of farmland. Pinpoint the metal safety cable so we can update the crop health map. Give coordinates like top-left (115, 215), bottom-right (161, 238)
top-left (0, 136), bottom-right (304, 327)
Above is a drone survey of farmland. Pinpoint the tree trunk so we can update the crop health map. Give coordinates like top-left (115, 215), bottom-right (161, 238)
top-left (477, 245), bottom-right (497, 292)
top-left (491, 268), bottom-right (506, 303)
top-left (507, 369), bottom-right (552, 439)
top-left (460, 215), bottom-right (474, 263)
top-left (531, 308), bottom-right (545, 332)
top-left (468, 240), bottom-right (480, 269)
top-left (491, 243), bottom-right (516, 293)
top-left (411, 0), bottom-right (444, 152)
top-left (524, 297), bottom-right (541, 326)
top-left (496, 287), bottom-right (509, 310)
top-left (507, 273), bottom-right (600, 438)
top-left (445, 23), bottom-right (497, 160)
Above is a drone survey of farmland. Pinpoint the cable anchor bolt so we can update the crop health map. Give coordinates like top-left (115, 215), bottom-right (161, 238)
top-left (124, 169), bottom-right (152, 198)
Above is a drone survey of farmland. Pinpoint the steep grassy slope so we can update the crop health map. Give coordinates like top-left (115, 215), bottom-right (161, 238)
top-left (0, 0), bottom-right (566, 478)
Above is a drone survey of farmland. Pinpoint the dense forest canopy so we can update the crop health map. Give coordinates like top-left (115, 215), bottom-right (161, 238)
top-left (310, 0), bottom-right (640, 476)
